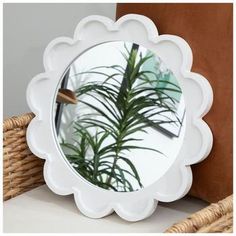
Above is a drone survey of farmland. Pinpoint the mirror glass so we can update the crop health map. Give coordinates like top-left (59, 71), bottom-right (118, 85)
top-left (53, 41), bottom-right (186, 192)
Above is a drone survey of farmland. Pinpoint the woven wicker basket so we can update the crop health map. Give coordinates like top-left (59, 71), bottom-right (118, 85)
top-left (3, 113), bottom-right (233, 233)
top-left (165, 195), bottom-right (233, 233)
top-left (3, 112), bottom-right (45, 201)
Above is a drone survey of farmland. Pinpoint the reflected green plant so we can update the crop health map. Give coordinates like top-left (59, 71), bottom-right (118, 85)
top-left (61, 44), bottom-right (182, 192)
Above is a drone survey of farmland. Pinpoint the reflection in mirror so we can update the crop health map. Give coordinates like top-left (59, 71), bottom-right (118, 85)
top-left (54, 41), bottom-right (186, 192)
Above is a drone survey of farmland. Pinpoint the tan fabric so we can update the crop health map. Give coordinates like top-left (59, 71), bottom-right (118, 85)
top-left (116, 3), bottom-right (233, 203)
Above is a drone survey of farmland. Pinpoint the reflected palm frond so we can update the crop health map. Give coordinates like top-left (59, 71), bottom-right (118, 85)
top-left (61, 44), bottom-right (182, 192)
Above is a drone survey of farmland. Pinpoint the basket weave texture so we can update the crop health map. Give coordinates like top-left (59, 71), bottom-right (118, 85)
top-left (165, 195), bottom-right (233, 233)
top-left (3, 113), bottom-right (233, 233)
top-left (3, 112), bottom-right (45, 201)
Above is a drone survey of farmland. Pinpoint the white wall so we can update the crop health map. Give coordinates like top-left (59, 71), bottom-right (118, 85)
top-left (3, 3), bottom-right (116, 118)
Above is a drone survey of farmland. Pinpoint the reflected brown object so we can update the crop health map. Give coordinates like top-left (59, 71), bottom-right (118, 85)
top-left (117, 3), bottom-right (233, 203)
top-left (165, 195), bottom-right (233, 233)
top-left (57, 88), bottom-right (77, 104)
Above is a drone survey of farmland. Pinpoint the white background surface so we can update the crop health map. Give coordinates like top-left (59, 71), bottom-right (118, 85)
top-left (3, 185), bottom-right (207, 233)
top-left (3, 3), bottom-right (116, 118)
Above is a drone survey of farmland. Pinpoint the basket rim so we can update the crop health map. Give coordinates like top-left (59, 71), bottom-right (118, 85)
top-left (3, 112), bottom-right (35, 132)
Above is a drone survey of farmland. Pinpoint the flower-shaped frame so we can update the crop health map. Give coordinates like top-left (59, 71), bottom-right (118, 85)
top-left (26, 14), bottom-right (213, 221)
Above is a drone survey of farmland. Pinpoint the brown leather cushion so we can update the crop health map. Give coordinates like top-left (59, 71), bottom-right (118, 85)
top-left (116, 3), bottom-right (233, 203)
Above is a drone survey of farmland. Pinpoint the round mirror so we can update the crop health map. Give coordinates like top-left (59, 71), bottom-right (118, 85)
top-left (53, 41), bottom-right (186, 192)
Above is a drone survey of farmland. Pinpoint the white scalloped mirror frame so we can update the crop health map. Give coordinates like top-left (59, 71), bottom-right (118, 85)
top-left (26, 14), bottom-right (213, 221)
